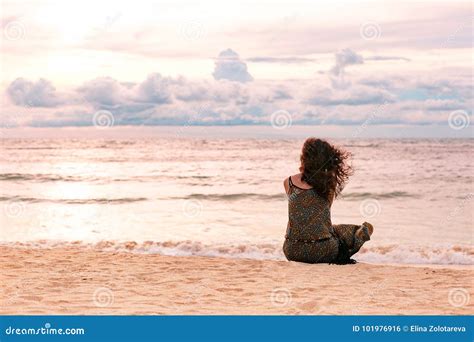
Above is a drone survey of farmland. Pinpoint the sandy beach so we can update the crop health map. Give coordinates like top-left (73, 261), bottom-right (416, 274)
top-left (0, 245), bottom-right (472, 315)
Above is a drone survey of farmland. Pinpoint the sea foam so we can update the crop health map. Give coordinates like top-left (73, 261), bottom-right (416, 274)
top-left (2, 240), bottom-right (472, 265)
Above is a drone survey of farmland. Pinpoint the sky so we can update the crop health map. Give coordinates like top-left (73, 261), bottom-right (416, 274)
top-left (0, 0), bottom-right (472, 136)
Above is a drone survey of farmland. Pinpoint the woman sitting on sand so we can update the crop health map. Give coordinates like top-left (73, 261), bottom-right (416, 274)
top-left (283, 138), bottom-right (373, 264)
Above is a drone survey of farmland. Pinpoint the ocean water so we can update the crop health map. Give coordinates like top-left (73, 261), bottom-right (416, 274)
top-left (1, 137), bottom-right (472, 265)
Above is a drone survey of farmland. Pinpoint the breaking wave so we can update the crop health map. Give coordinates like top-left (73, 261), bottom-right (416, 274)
top-left (2, 240), bottom-right (472, 265)
top-left (0, 196), bottom-right (147, 204)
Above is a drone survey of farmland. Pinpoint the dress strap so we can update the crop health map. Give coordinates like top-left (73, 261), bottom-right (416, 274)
top-left (288, 176), bottom-right (294, 188)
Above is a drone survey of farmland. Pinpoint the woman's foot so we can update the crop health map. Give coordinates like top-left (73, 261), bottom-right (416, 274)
top-left (356, 222), bottom-right (374, 241)
top-left (362, 222), bottom-right (374, 236)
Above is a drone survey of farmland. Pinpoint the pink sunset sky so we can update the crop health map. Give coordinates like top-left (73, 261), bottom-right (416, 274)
top-left (0, 0), bottom-right (472, 136)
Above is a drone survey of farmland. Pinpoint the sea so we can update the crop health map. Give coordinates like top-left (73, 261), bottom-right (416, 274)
top-left (1, 133), bottom-right (472, 265)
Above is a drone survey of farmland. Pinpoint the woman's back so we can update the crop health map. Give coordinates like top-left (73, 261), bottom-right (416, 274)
top-left (285, 175), bottom-right (333, 242)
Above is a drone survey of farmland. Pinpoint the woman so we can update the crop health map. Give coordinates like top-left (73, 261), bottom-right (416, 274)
top-left (283, 138), bottom-right (373, 264)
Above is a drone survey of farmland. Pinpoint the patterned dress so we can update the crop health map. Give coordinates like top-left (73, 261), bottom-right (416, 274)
top-left (283, 176), bottom-right (372, 264)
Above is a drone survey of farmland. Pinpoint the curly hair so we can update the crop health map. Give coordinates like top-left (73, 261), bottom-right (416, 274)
top-left (299, 138), bottom-right (353, 200)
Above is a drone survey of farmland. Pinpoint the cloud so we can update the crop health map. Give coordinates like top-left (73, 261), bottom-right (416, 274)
top-left (136, 73), bottom-right (175, 104)
top-left (212, 49), bottom-right (253, 83)
top-left (2, 70), bottom-right (469, 128)
top-left (174, 81), bottom-right (210, 102)
top-left (7, 78), bottom-right (62, 107)
top-left (307, 85), bottom-right (395, 106)
top-left (77, 77), bottom-right (130, 106)
top-left (365, 56), bottom-right (411, 62)
top-left (330, 49), bottom-right (364, 76)
top-left (402, 99), bottom-right (466, 111)
top-left (359, 78), bottom-right (399, 89)
top-left (78, 73), bottom-right (177, 104)
top-left (247, 56), bottom-right (315, 63)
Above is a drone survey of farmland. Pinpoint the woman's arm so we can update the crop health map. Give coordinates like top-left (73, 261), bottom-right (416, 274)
top-left (283, 177), bottom-right (289, 194)
top-left (328, 189), bottom-right (335, 206)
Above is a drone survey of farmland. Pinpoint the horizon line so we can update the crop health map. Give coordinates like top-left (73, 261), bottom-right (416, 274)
top-left (1, 124), bottom-right (472, 139)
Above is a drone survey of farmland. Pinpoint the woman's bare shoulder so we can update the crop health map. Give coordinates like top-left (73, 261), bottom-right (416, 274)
top-left (290, 173), bottom-right (313, 189)
top-left (291, 173), bottom-right (302, 181)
